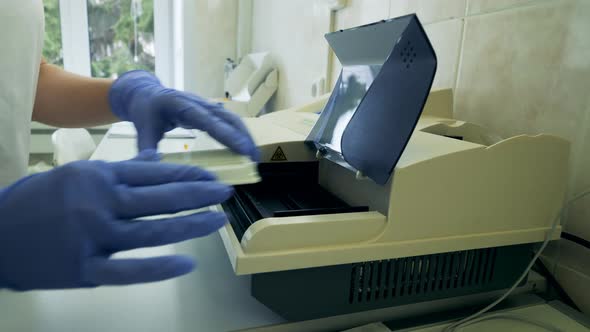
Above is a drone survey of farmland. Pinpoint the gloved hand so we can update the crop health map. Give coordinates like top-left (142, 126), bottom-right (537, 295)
top-left (109, 70), bottom-right (259, 161)
top-left (0, 160), bottom-right (233, 291)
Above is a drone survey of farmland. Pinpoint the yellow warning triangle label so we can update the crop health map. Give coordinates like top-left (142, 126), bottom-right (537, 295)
top-left (271, 146), bottom-right (287, 161)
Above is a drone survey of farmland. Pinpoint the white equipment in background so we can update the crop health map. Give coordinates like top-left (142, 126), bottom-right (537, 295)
top-left (51, 128), bottom-right (97, 166)
top-left (222, 52), bottom-right (278, 117)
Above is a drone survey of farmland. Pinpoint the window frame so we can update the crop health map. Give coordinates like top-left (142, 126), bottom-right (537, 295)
top-left (57, 0), bottom-right (181, 87)
top-left (58, 0), bottom-right (92, 76)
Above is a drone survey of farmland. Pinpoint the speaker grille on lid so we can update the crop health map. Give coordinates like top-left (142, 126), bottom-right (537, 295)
top-left (401, 40), bottom-right (417, 69)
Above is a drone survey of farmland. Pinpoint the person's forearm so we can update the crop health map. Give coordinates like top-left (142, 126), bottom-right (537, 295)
top-left (33, 61), bottom-right (119, 127)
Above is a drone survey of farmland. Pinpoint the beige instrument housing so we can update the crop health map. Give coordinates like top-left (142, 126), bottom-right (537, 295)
top-left (163, 89), bottom-right (570, 276)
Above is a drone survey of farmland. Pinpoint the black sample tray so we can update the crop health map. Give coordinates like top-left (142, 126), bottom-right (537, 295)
top-left (222, 162), bottom-right (369, 240)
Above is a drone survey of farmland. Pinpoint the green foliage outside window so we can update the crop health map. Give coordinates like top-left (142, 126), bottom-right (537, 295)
top-left (43, 0), bottom-right (63, 66)
top-left (88, 0), bottom-right (155, 78)
top-left (42, 0), bottom-right (155, 78)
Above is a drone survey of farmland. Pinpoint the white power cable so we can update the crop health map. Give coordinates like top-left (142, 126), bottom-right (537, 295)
top-left (443, 189), bottom-right (590, 332)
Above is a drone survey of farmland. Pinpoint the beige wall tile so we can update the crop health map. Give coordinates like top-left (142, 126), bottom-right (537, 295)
top-left (336, 0), bottom-right (390, 30)
top-left (560, 0), bottom-right (590, 241)
top-left (424, 19), bottom-right (464, 89)
top-left (455, 0), bottom-right (589, 144)
top-left (467, 0), bottom-right (541, 15)
top-left (390, 0), bottom-right (466, 23)
top-left (251, 0), bottom-right (331, 111)
top-left (184, 0), bottom-right (238, 97)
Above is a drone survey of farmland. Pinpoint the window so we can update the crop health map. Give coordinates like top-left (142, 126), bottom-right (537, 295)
top-left (87, 0), bottom-right (155, 79)
top-left (34, 0), bottom-right (182, 154)
top-left (43, 0), bottom-right (64, 66)
top-left (42, 0), bottom-right (180, 85)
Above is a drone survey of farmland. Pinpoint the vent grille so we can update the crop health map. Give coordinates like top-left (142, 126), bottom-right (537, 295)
top-left (401, 40), bottom-right (417, 69)
top-left (348, 248), bottom-right (498, 304)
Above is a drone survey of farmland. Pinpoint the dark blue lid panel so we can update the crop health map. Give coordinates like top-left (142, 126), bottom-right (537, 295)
top-left (307, 15), bottom-right (437, 185)
top-left (309, 65), bottom-right (381, 153)
top-left (341, 17), bottom-right (437, 184)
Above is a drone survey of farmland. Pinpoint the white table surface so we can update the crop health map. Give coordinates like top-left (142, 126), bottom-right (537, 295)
top-left (0, 132), bottom-right (284, 332)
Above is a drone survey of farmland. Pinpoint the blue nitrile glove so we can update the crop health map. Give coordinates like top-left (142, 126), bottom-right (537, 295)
top-left (109, 70), bottom-right (259, 161)
top-left (0, 160), bottom-right (233, 291)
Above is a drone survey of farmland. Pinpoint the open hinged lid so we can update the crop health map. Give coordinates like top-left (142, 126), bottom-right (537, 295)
top-left (307, 14), bottom-right (437, 185)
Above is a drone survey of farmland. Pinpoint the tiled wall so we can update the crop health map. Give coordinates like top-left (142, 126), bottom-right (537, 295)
top-left (403, 0), bottom-right (590, 312)
top-left (185, 0), bottom-right (238, 98)
top-left (251, 0), bottom-right (331, 110)
top-left (249, 0), bottom-right (590, 312)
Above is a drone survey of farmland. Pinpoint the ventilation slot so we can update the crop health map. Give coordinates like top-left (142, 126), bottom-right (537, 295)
top-left (348, 248), bottom-right (498, 304)
top-left (401, 40), bottom-right (417, 69)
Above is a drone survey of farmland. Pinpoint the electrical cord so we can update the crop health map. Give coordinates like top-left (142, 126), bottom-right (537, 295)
top-left (442, 189), bottom-right (590, 332)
